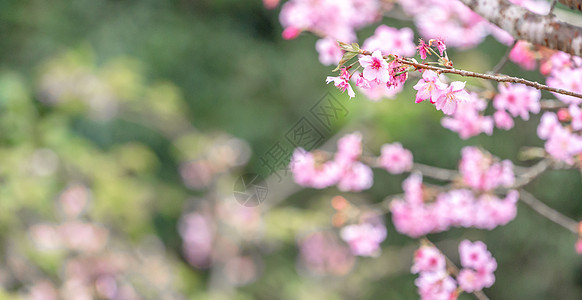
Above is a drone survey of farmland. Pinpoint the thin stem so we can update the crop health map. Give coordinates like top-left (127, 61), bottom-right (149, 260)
top-left (490, 40), bottom-right (517, 74)
top-left (540, 99), bottom-right (569, 109)
top-left (412, 163), bottom-right (458, 181)
top-left (511, 159), bottom-right (551, 188)
top-left (518, 189), bottom-right (578, 233)
top-left (396, 58), bottom-right (582, 100)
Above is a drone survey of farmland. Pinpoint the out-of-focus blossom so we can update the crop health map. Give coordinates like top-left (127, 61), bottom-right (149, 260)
top-left (340, 221), bottom-right (387, 257)
top-left (493, 110), bottom-right (515, 130)
top-left (379, 142), bottom-right (413, 174)
top-left (316, 37), bottom-right (343, 66)
top-left (537, 112), bottom-right (560, 140)
top-left (298, 231), bottom-right (355, 276)
top-left (280, 0), bottom-right (379, 42)
top-left (415, 271), bottom-right (458, 300)
top-left (457, 240), bottom-right (497, 292)
top-left (412, 246), bottom-right (446, 274)
top-left (509, 41), bottom-right (537, 70)
top-left (459, 147), bottom-right (514, 191)
top-left (290, 149), bottom-right (342, 189)
top-left (441, 94), bottom-right (493, 139)
top-left (363, 25), bottom-right (416, 57)
top-left (544, 126), bottom-right (582, 164)
top-left (570, 105), bottom-right (582, 130)
top-left (493, 83), bottom-right (540, 120)
top-left (179, 212), bottom-right (215, 268)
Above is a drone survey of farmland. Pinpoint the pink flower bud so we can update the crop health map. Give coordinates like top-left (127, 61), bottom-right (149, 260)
top-left (557, 108), bottom-right (570, 122)
top-left (575, 239), bottom-right (582, 254)
top-left (282, 27), bottom-right (301, 40)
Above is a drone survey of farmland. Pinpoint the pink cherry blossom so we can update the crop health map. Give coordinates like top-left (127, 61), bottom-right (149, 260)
top-left (359, 50), bottom-right (390, 83)
top-left (290, 148), bottom-right (341, 189)
top-left (279, 0), bottom-right (380, 42)
top-left (459, 240), bottom-right (493, 270)
top-left (282, 27), bottom-right (301, 40)
top-left (433, 189), bottom-right (476, 229)
top-left (415, 271), bottom-right (458, 300)
top-left (262, 0), bottom-right (280, 9)
top-left (493, 83), bottom-right (540, 120)
top-left (493, 110), bottom-right (515, 130)
top-left (390, 200), bottom-right (433, 238)
top-left (569, 104), bottom-right (582, 130)
top-left (413, 70), bottom-right (448, 104)
top-left (546, 66), bottom-right (582, 105)
top-left (509, 41), bottom-right (537, 70)
top-left (537, 112), bottom-right (560, 140)
top-left (412, 246), bottom-right (446, 274)
top-left (441, 94), bottom-right (493, 139)
top-left (434, 81), bottom-right (471, 115)
top-left (459, 147), bottom-right (515, 191)
top-left (298, 231), bottom-right (355, 276)
top-left (356, 76), bottom-right (404, 101)
top-left (544, 126), bottom-right (582, 164)
top-left (316, 37), bottom-right (343, 66)
top-left (335, 132), bottom-right (362, 165)
top-left (362, 25), bottom-right (416, 56)
top-left (326, 68), bottom-right (356, 98)
top-left (412, 0), bottom-right (488, 49)
top-left (576, 239), bottom-right (582, 254)
top-left (457, 240), bottom-right (497, 292)
top-left (404, 173), bottom-right (424, 205)
top-left (340, 221), bottom-right (387, 257)
top-left (417, 39), bottom-right (430, 60)
top-left (379, 142), bottom-right (413, 174)
top-left (430, 39), bottom-right (447, 56)
top-left (337, 161), bottom-right (374, 192)
top-left (473, 191), bottom-right (519, 230)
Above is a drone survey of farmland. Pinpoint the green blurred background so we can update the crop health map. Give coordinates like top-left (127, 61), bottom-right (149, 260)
top-left (0, 0), bottom-right (580, 299)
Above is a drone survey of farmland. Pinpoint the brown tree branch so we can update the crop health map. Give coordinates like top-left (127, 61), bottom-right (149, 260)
top-left (518, 189), bottom-right (579, 233)
top-left (557, 0), bottom-right (582, 12)
top-left (395, 58), bottom-right (582, 100)
top-left (459, 0), bottom-right (582, 57)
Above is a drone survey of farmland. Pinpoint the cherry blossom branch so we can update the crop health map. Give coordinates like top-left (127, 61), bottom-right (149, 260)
top-left (392, 57), bottom-right (582, 100)
top-left (518, 189), bottom-right (579, 233)
top-left (459, 0), bottom-right (582, 57)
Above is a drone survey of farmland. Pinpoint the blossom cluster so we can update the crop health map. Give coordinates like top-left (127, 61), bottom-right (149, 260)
top-left (340, 212), bottom-right (387, 257)
top-left (279, 0), bottom-right (380, 42)
top-left (391, 176), bottom-right (519, 237)
top-left (391, 147), bottom-right (518, 237)
top-left (412, 240), bottom-right (497, 299)
top-left (537, 111), bottom-right (582, 164)
top-left (413, 70), bottom-right (470, 115)
top-left (290, 132), bottom-right (413, 191)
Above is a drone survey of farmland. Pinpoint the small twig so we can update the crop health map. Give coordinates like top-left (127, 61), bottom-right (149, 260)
top-left (490, 40), bottom-right (517, 74)
top-left (511, 159), bottom-right (551, 188)
top-left (518, 189), bottom-right (578, 233)
top-left (395, 58), bottom-right (582, 100)
top-left (540, 99), bottom-right (569, 110)
top-left (412, 163), bottom-right (458, 181)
